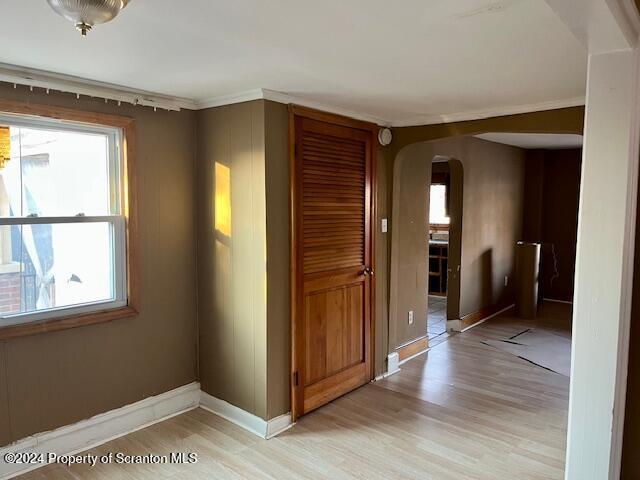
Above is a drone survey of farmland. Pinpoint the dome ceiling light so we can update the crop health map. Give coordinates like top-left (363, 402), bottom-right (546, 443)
top-left (46, 0), bottom-right (130, 36)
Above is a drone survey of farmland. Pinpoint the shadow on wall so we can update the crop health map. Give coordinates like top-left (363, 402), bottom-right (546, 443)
top-left (443, 157), bottom-right (463, 322)
top-left (389, 136), bottom-right (525, 352)
top-left (390, 140), bottom-right (465, 350)
top-left (480, 248), bottom-right (494, 307)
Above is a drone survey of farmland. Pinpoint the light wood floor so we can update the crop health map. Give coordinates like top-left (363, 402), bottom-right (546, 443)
top-left (21, 302), bottom-right (571, 480)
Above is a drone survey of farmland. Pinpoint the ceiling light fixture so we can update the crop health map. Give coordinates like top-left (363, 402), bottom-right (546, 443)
top-left (46, 0), bottom-right (130, 36)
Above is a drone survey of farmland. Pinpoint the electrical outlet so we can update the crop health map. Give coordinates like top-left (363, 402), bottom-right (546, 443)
top-left (504, 275), bottom-right (509, 287)
top-left (381, 218), bottom-right (388, 233)
top-left (408, 310), bottom-right (414, 325)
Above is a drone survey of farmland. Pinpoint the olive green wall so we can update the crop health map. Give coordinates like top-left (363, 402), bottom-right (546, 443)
top-left (376, 107), bottom-right (584, 370)
top-left (0, 83), bottom-right (198, 446)
top-left (458, 138), bottom-right (526, 316)
top-left (389, 136), bottom-right (526, 349)
top-left (0, 90), bottom-right (585, 441)
top-left (196, 100), bottom-right (290, 421)
top-left (264, 101), bottom-right (291, 419)
top-left (197, 100), bottom-right (268, 419)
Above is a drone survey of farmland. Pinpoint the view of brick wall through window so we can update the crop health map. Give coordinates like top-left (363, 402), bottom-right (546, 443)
top-left (0, 272), bottom-right (21, 313)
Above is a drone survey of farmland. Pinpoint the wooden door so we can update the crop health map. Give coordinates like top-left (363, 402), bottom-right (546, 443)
top-left (291, 107), bottom-right (375, 419)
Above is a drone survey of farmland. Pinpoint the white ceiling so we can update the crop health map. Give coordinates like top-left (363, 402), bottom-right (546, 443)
top-left (0, 0), bottom-right (587, 125)
top-left (475, 132), bottom-right (583, 149)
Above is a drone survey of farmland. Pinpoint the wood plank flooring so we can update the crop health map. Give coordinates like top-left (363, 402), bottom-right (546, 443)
top-left (20, 302), bottom-right (571, 480)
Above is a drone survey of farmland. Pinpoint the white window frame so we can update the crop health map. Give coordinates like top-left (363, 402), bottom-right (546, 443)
top-left (0, 113), bottom-right (127, 327)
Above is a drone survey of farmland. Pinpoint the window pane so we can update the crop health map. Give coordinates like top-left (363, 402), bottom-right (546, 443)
top-left (0, 124), bottom-right (113, 217)
top-left (0, 222), bottom-right (114, 318)
top-left (429, 184), bottom-right (450, 224)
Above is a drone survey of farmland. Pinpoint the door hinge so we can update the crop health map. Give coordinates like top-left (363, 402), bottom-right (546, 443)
top-left (293, 371), bottom-right (299, 387)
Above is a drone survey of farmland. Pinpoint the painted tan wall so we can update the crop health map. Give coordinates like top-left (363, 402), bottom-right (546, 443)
top-left (389, 142), bottom-right (434, 348)
top-left (389, 136), bottom-right (525, 349)
top-left (0, 83), bottom-right (198, 446)
top-left (376, 107), bottom-right (584, 367)
top-left (264, 101), bottom-right (291, 419)
top-left (197, 100), bottom-right (268, 419)
top-left (0, 94), bottom-right (586, 438)
top-left (374, 146), bottom-right (393, 375)
top-left (197, 100), bottom-right (290, 420)
top-left (458, 138), bottom-right (525, 316)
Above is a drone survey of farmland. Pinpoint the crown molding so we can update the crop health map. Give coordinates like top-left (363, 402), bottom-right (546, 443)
top-left (388, 96), bottom-right (586, 128)
top-left (196, 88), bottom-right (388, 126)
top-left (195, 88), bottom-right (265, 109)
top-left (0, 63), bottom-right (198, 111)
top-left (261, 89), bottom-right (388, 126)
top-left (197, 88), bottom-right (584, 128)
top-left (0, 63), bottom-right (585, 128)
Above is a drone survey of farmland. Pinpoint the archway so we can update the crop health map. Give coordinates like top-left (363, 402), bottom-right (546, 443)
top-left (388, 140), bottom-right (465, 359)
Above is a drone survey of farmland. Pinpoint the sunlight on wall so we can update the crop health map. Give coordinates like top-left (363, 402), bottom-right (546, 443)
top-left (215, 162), bottom-right (232, 237)
top-left (0, 127), bottom-right (10, 169)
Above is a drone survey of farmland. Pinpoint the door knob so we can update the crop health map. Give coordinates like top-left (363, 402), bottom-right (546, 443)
top-left (364, 267), bottom-right (375, 276)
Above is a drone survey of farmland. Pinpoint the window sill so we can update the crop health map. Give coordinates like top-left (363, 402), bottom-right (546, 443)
top-left (0, 262), bottom-right (22, 274)
top-left (0, 305), bottom-right (138, 340)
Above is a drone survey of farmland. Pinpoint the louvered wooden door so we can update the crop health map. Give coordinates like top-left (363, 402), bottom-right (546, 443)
top-left (291, 110), bottom-right (375, 418)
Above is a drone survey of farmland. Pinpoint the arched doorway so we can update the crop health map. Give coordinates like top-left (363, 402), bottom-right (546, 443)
top-left (388, 140), bottom-right (464, 359)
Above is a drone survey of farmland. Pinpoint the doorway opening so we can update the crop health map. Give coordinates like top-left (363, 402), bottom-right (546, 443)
top-left (388, 131), bottom-right (584, 478)
top-left (427, 161), bottom-right (451, 342)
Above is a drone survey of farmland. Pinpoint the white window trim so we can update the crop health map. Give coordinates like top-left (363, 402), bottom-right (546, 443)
top-left (0, 114), bottom-right (127, 327)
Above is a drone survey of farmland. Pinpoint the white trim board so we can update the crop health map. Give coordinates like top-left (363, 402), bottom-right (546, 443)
top-left (374, 370), bottom-right (401, 381)
top-left (0, 63), bottom-right (197, 111)
top-left (199, 391), bottom-right (293, 440)
top-left (197, 88), bottom-right (584, 127)
top-left (389, 97), bottom-right (585, 127)
top-left (196, 88), bottom-right (388, 126)
top-left (385, 352), bottom-right (401, 377)
top-left (0, 62), bottom-right (585, 127)
top-left (447, 319), bottom-right (462, 332)
top-left (0, 382), bottom-right (200, 480)
top-left (0, 385), bottom-right (295, 479)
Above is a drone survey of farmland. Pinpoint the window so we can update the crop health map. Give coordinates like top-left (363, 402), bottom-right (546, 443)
top-left (0, 113), bottom-right (128, 328)
top-left (429, 184), bottom-right (450, 225)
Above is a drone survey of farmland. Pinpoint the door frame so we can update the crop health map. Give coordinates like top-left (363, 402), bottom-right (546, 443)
top-left (289, 105), bottom-right (378, 420)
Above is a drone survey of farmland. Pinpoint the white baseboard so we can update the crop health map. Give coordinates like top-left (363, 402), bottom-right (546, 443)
top-left (386, 352), bottom-right (401, 376)
top-left (374, 368), bottom-right (401, 381)
top-left (447, 319), bottom-right (462, 332)
top-left (0, 382), bottom-right (200, 480)
top-left (266, 413), bottom-right (294, 439)
top-left (1, 384), bottom-right (295, 479)
top-left (199, 391), bottom-right (293, 440)
top-left (373, 352), bottom-right (403, 381)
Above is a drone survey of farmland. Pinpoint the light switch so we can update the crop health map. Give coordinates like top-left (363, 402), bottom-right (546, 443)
top-left (381, 218), bottom-right (388, 233)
